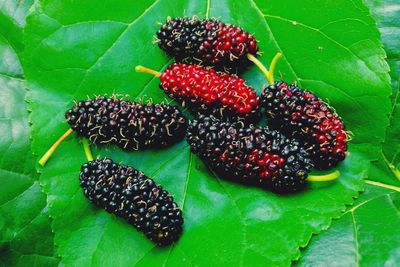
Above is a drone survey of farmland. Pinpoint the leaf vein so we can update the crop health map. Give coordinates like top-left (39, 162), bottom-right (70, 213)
top-left (265, 14), bottom-right (385, 83)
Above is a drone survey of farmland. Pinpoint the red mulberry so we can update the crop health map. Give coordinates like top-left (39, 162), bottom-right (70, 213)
top-left (156, 17), bottom-right (259, 70)
top-left (80, 158), bottom-right (183, 246)
top-left (186, 115), bottom-right (313, 193)
top-left (136, 63), bottom-right (261, 122)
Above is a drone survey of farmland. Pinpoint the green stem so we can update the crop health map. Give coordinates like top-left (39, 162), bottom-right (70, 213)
top-left (38, 128), bottom-right (74, 166)
top-left (267, 52), bottom-right (282, 85)
top-left (247, 54), bottom-right (270, 81)
top-left (82, 138), bottom-right (94, 161)
top-left (135, 65), bottom-right (161, 77)
top-left (307, 170), bottom-right (340, 182)
top-left (364, 180), bottom-right (400, 192)
top-left (246, 52), bottom-right (282, 85)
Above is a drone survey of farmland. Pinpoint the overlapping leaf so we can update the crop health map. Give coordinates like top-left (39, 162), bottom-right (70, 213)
top-left (24, 0), bottom-right (391, 266)
top-left (299, 0), bottom-right (400, 264)
top-left (297, 185), bottom-right (400, 266)
top-left (0, 1), bottom-right (58, 265)
top-left (365, 0), bottom-right (400, 86)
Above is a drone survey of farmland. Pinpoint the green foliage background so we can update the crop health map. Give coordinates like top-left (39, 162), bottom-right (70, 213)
top-left (0, 0), bottom-right (398, 266)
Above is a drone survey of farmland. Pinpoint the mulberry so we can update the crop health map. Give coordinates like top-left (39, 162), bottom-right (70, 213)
top-left (136, 63), bottom-right (260, 122)
top-left (186, 115), bottom-right (313, 193)
top-left (248, 52), bottom-right (348, 169)
top-left (262, 81), bottom-right (348, 169)
top-left (80, 158), bottom-right (183, 245)
top-left (38, 96), bottom-right (187, 166)
top-left (156, 17), bottom-right (259, 70)
top-left (65, 96), bottom-right (187, 150)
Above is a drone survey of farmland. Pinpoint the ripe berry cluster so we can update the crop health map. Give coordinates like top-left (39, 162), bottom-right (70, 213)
top-left (262, 81), bottom-right (347, 169)
top-left (157, 17), bottom-right (258, 70)
top-left (160, 63), bottom-right (260, 121)
top-left (187, 115), bottom-right (313, 193)
top-left (41, 16), bottom-right (350, 247)
top-left (66, 96), bottom-right (187, 150)
top-left (80, 158), bottom-right (183, 246)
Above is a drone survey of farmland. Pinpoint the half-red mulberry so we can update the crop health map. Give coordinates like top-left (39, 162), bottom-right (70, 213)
top-left (186, 115), bottom-right (313, 193)
top-left (136, 63), bottom-right (261, 123)
top-left (262, 81), bottom-right (348, 169)
top-left (156, 17), bottom-right (259, 70)
top-left (80, 158), bottom-right (183, 245)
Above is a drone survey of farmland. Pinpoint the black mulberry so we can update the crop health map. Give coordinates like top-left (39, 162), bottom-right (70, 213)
top-left (66, 96), bottom-right (187, 150)
top-left (80, 158), bottom-right (183, 246)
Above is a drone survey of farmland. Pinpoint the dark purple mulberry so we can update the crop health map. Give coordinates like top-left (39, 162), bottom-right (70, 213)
top-left (80, 158), bottom-right (183, 246)
top-left (65, 96), bottom-right (187, 150)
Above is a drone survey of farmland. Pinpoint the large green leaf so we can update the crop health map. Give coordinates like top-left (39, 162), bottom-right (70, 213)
top-left (24, 0), bottom-right (391, 266)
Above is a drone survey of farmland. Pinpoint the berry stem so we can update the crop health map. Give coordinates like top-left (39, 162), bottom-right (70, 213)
top-left (267, 52), bottom-right (282, 85)
top-left (82, 138), bottom-right (94, 161)
top-left (307, 170), bottom-right (340, 182)
top-left (247, 54), bottom-right (270, 81)
top-left (247, 52), bottom-right (282, 85)
top-left (135, 65), bottom-right (161, 77)
top-left (38, 128), bottom-right (74, 166)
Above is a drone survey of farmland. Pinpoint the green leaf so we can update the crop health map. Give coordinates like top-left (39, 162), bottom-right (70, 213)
top-left (0, 36), bottom-right (58, 267)
top-left (0, 1), bottom-right (58, 266)
top-left (24, 0), bottom-right (391, 266)
top-left (364, 0), bottom-right (400, 187)
top-left (368, 87), bottom-right (400, 186)
top-left (299, 1), bottom-right (400, 264)
top-left (0, 0), bottom-right (36, 53)
top-left (296, 184), bottom-right (400, 266)
top-left (364, 0), bottom-right (400, 86)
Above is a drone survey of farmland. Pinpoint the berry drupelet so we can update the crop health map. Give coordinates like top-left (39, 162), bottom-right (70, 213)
top-left (156, 17), bottom-right (259, 70)
top-left (80, 158), bottom-right (183, 245)
top-left (186, 115), bottom-right (314, 193)
top-left (262, 81), bottom-right (348, 169)
top-left (65, 96), bottom-right (187, 150)
top-left (136, 63), bottom-right (261, 123)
